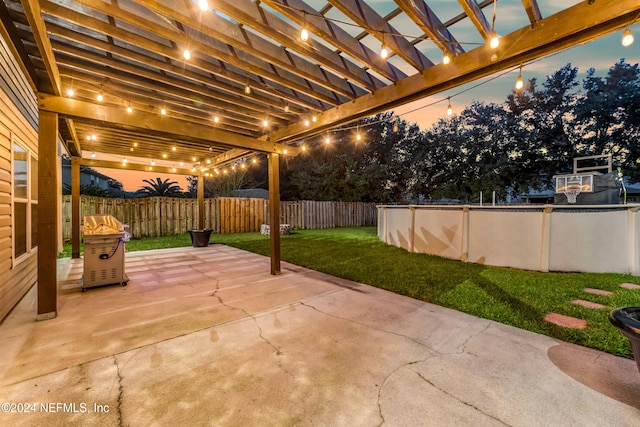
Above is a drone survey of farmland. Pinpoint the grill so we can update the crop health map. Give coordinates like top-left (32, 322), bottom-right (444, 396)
top-left (81, 214), bottom-right (130, 291)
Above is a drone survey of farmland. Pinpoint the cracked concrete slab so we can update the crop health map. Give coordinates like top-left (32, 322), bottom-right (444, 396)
top-left (1, 245), bottom-right (639, 426)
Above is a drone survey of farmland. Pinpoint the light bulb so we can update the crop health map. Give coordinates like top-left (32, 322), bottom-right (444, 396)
top-left (515, 74), bottom-right (523, 90)
top-left (244, 84), bottom-right (251, 95)
top-left (161, 108), bottom-right (167, 115)
top-left (91, 134), bottom-right (97, 140)
top-left (127, 105), bottom-right (132, 113)
top-left (214, 115), bottom-right (219, 123)
top-left (183, 49), bottom-right (191, 60)
top-left (179, 161), bottom-right (184, 166)
top-left (122, 157), bottom-right (127, 164)
top-left (393, 118), bottom-right (399, 133)
top-left (151, 160), bottom-right (156, 166)
top-left (252, 158), bottom-right (257, 164)
top-left (263, 119), bottom-right (268, 127)
top-left (66, 88), bottom-right (74, 96)
top-left (283, 149), bottom-right (288, 155)
top-left (622, 28), bottom-right (634, 47)
top-left (301, 145), bottom-right (306, 152)
top-left (447, 101), bottom-right (453, 116)
top-left (96, 93), bottom-right (103, 102)
top-left (325, 135), bottom-right (330, 144)
top-left (198, 0), bottom-right (208, 11)
top-left (304, 119), bottom-right (310, 126)
top-left (300, 27), bottom-right (309, 42)
top-left (312, 115), bottom-right (317, 122)
top-left (489, 33), bottom-right (500, 49)
top-left (356, 134), bottom-right (361, 141)
top-left (163, 153), bottom-right (167, 159)
top-left (90, 152), bottom-right (96, 158)
top-left (442, 53), bottom-right (451, 65)
top-left (172, 146), bottom-right (176, 151)
top-left (284, 103), bottom-right (290, 113)
top-left (380, 45), bottom-right (388, 59)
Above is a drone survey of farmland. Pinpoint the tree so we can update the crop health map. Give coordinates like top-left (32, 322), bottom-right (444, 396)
top-left (186, 166), bottom-right (259, 198)
top-left (574, 59), bottom-right (640, 180)
top-left (136, 177), bottom-right (184, 197)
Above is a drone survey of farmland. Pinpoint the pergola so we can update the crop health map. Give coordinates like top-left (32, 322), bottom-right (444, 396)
top-left (0, 0), bottom-right (637, 319)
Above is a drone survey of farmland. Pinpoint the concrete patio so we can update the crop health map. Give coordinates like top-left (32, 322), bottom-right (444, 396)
top-left (0, 245), bottom-right (639, 426)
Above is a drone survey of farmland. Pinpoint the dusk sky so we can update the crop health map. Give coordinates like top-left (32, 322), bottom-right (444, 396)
top-left (96, 1), bottom-right (639, 192)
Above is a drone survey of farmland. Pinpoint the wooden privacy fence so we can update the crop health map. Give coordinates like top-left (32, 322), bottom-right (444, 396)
top-left (62, 196), bottom-right (377, 240)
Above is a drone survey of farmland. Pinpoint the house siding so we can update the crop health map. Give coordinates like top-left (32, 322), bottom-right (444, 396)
top-left (0, 34), bottom-right (38, 322)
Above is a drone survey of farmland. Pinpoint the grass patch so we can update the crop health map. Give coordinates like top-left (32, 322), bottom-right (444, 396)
top-left (60, 227), bottom-right (639, 358)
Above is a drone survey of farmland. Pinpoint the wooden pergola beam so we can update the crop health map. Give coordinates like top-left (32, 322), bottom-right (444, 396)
top-left (266, 0), bottom-right (640, 144)
top-left (37, 94), bottom-right (300, 156)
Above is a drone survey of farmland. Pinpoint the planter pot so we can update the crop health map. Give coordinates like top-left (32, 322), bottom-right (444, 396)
top-left (188, 229), bottom-right (213, 247)
top-left (609, 307), bottom-right (640, 373)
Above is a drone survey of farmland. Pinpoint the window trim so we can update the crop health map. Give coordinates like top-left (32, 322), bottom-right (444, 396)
top-left (11, 134), bottom-right (38, 267)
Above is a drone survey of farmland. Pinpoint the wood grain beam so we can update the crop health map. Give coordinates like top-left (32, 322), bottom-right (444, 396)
top-left (458, 0), bottom-right (493, 40)
top-left (327, 0), bottom-right (432, 72)
top-left (202, 0), bottom-right (385, 92)
top-left (261, 0), bottom-right (407, 82)
top-left (395, 0), bottom-right (465, 56)
top-left (38, 93), bottom-right (300, 155)
top-left (266, 0), bottom-right (640, 144)
top-left (522, 0), bottom-right (543, 25)
top-left (41, 0), bottom-right (338, 109)
top-left (22, 0), bottom-right (61, 95)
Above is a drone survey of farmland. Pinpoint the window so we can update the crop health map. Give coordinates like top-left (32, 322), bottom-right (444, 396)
top-left (12, 136), bottom-right (38, 262)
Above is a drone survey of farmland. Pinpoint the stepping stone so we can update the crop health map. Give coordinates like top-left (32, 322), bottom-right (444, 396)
top-left (571, 299), bottom-right (606, 309)
top-left (544, 313), bottom-right (587, 329)
top-left (619, 283), bottom-right (640, 290)
top-left (583, 288), bottom-right (613, 296)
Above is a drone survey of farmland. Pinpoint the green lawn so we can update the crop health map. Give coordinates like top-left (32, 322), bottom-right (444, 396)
top-left (61, 227), bottom-right (640, 358)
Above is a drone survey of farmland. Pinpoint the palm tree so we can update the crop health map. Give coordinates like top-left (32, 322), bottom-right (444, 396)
top-left (136, 177), bottom-right (183, 197)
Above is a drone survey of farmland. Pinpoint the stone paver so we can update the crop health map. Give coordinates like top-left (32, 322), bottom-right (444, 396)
top-left (620, 283), bottom-right (640, 290)
top-left (571, 299), bottom-right (606, 309)
top-left (544, 313), bottom-right (587, 329)
top-left (583, 288), bottom-right (614, 296)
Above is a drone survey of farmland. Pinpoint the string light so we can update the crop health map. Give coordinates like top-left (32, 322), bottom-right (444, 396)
top-left (151, 160), bottom-right (156, 166)
top-left (122, 157), bottom-right (128, 164)
top-left (622, 28), bottom-right (634, 46)
top-left (161, 108), bottom-right (167, 115)
top-left (284, 102), bottom-right (290, 113)
top-left (183, 49), bottom-right (191, 60)
top-left (304, 119), bottom-right (310, 126)
top-left (325, 133), bottom-right (331, 144)
top-left (90, 152), bottom-right (96, 158)
top-left (380, 32), bottom-right (388, 59)
top-left (126, 101), bottom-right (132, 113)
top-left (489, 32), bottom-right (500, 49)
top-left (300, 11), bottom-right (309, 42)
top-left (213, 115), bottom-right (220, 123)
top-left (96, 92), bottom-right (103, 102)
top-left (198, 0), bottom-right (208, 12)
top-left (172, 146), bottom-right (177, 151)
top-left (355, 126), bottom-right (362, 142)
top-left (515, 65), bottom-right (524, 90)
top-left (447, 97), bottom-right (453, 116)
top-left (66, 88), bottom-right (74, 97)
top-left (312, 115), bottom-right (317, 122)
top-left (442, 52), bottom-right (451, 65)
top-left (263, 118), bottom-right (269, 127)
top-left (244, 83), bottom-right (251, 95)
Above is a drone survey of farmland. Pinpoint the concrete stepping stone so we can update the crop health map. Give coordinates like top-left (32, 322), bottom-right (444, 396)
top-left (583, 288), bottom-right (613, 296)
top-left (544, 313), bottom-right (587, 329)
top-left (619, 283), bottom-right (640, 290)
top-left (571, 299), bottom-right (606, 309)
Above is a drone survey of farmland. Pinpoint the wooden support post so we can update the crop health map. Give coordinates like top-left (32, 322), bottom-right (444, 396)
top-left (71, 157), bottom-right (80, 258)
top-left (37, 110), bottom-right (58, 320)
top-left (198, 175), bottom-right (205, 230)
top-left (268, 153), bottom-right (281, 275)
